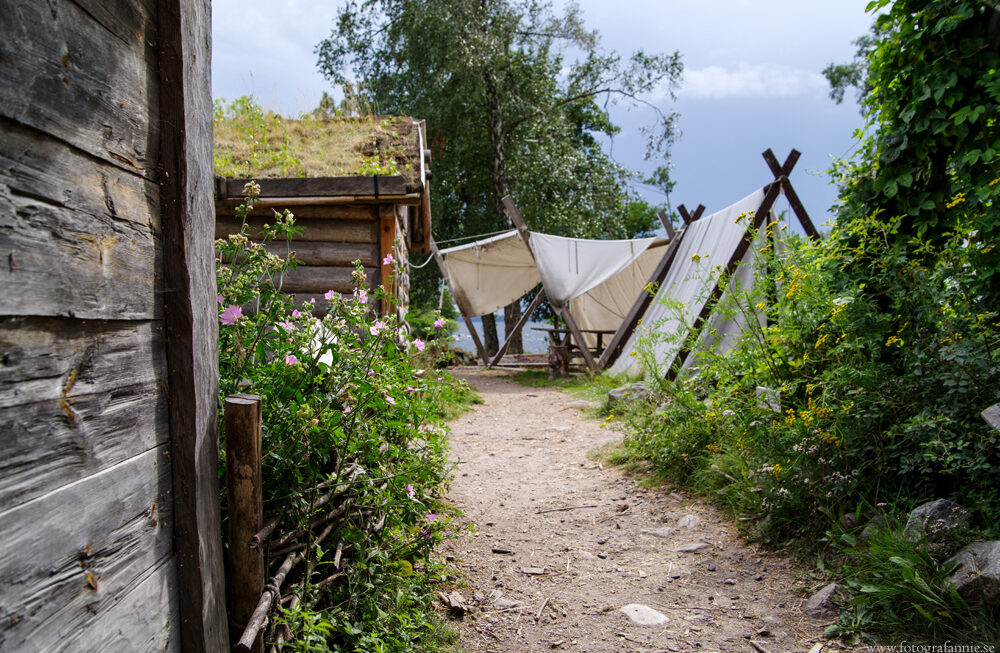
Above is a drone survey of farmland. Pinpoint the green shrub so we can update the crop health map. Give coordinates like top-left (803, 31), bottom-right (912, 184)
top-left (216, 183), bottom-right (470, 651)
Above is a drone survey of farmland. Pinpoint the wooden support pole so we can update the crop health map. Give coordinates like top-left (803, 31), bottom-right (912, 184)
top-left (225, 394), bottom-right (264, 653)
top-left (665, 181), bottom-right (783, 380)
top-left (501, 195), bottom-right (597, 371)
top-left (598, 224), bottom-right (689, 369)
top-left (656, 210), bottom-right (675, 240)
top-left (761, 149), bottom-right (818, 239)
top-left (490, 289), bottom-right (546, 367)
top-left (429, 235), bottom-right (490, 365)
top-left (677, 204), bottom-right (692, 225)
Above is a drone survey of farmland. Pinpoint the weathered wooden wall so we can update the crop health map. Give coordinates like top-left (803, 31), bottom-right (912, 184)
top-left (0, 0), bottom-right (226, 651)
top-left (215, 182), bottom-right (421, 319)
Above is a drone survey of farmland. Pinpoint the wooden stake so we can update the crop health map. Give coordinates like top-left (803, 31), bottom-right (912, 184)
top-left (225, 394), bottom-right (264, 653)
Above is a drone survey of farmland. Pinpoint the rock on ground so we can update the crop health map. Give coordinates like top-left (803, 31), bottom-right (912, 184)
top-left (903, 499), bottom-right (972, 541)
top-left (947, 540), bottom-right (1000, 604)
top-left (620, 604), bottom-right (669, 626)
top-left (803, 582), bottom-right (839, 619)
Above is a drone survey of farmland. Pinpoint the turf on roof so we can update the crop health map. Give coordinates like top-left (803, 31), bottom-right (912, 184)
top-left (213, 106), bottom-right (421, 183)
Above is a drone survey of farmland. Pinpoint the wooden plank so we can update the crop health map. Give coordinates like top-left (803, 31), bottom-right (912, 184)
top-left (0, 317), bottom-right (168, 508)
top-left (379, 204), bottom-right (396, 315)
top-left (656, 210), bottom-right (675, 239)
top-left (490, 290), bottom-right (545, 367)
top-left (598, 226), bottom-right (688, 369)
top-left (678, 205), bottom-right (692, 225)
top-left (0, 0), bottom-right (161, 178)
top-left (215, 216), bottom-right (378, 244)
top-left (0, 447), bottom-right (175, 652)
top-left (221, 176), bottom-right (409, 198)
top-left (277, 265), bottom-right (376, 294)
top-left (225, 396), bottom-right (264, 653)
top-left (265, 241), bottom-right (378, 267)
top-left (57, 558), bottom-right (180, 653)
top-left (0, 186), bottom-right (162, 320)
top-left (0, 117), bottom-right (162, 232)
top-left (156, 1), bottom-right (228, 650)
top-left (215, 202), bottom-right (379, 220)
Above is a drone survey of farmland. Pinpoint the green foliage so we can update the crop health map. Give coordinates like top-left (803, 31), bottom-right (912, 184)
top-left (213, 96), bottom-right (303, 177)
top-left (317, 0), bottom-right (681, 313)
top-left (827, 0), bottom-right (1000, 295)
top-left (216, 185), bottom-right (473, 650)
top-left (824, 515), bottom-right (999, 643)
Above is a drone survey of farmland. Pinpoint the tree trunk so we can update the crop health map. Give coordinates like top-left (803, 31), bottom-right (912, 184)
top-left (482, 313), bottom-right (499, 356)
top-left (483, 65), bottom-right (524, 354)
top-left (503, 301), bottom-right (523, 355)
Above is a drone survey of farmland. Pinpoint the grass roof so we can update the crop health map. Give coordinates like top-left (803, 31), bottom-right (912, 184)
top-left (213, 98), bottom-right (421, 184)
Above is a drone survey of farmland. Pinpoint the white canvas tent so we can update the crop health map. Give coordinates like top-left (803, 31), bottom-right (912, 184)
top-left (431, 149), bottom-right (818, 375)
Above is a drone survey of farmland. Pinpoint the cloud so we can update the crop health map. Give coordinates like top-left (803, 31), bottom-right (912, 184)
top-left (678, 63), bottom-right (828, 100)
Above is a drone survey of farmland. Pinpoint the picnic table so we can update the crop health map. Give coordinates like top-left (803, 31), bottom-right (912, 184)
top-left (532, 327), bottom-right (616, 377)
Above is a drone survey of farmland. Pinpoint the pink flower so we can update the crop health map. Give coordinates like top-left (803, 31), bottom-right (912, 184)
top-left (284, 354), bottom-right (298, 365)
top-left (404, 386), bottom-right (418, 393)
top-left (355, 288), bottom-right (368, 303)
top-left (369, 320), bottom-right (386, 336)
top-left (367, 369), bottom-right (376, 376)
top-left (434, 318), bottom-right (444, 329)
top-left (220, 305), bottom-right (243, 325)
top-left (406, 484), bottom-right (415, 499)
top-left (342, 405), bottom-right (352, 415)
top-left (324, 289), bottom-right (337, 301)
top-left (291, 310), bottom-right (301, 318)
top-left (424, 513), bottom-right (437, 523)
top-left (382, 252), bottom-right (394, 265)
top-left (217, 294), bottom-right (225, 304)
top-left (385, 395), bottom-right (396, 405)
top-left (413, 338), bottom-right (426, 352)
top-left (275, 320), bottom-right (296, 332)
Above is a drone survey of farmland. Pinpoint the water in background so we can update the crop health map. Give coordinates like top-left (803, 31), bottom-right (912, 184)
top-left (452, 315), bottom-right (551, 354)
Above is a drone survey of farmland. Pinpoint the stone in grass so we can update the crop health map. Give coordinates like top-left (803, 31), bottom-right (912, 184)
top-left (608, 382), bottom-right (650, 406)
top-left (803, 582), bottom-right (839, 619)
top-left (620, 603), bottom-right (669, 626)
top-left (902, 499), bottom-right (972, 542)
top-left (946, 540), bottom-right (1000, 604)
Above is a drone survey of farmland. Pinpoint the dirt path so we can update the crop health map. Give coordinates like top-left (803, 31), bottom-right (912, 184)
top-left (439, 368), bottom-right (835, 653)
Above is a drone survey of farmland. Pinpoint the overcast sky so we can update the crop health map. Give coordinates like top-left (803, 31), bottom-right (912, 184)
top-left (212, 1), bottom-right (875, 227)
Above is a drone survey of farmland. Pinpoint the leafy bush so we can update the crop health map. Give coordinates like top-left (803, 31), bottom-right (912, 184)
top-left (216, 183), bottom-right (471, 651)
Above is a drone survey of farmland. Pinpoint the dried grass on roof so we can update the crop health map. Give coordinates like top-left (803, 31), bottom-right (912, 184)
top-left (214, 110), bottom-right (421, 182)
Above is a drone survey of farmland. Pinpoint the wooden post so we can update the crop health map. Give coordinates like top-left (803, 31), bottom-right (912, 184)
top-left (225, 395), bottom-right (264, 653)
top-left (656, 210), bottom-right (675, 239)
top-left (761, 149), bottom-right (818, 239)
top-left (157, 1), bottom-right (229, 650)
top-left (378, 204), bottom-right (396, 315)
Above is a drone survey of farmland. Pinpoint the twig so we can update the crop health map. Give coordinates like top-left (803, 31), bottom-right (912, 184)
top-left (535, 504), bottom-right (599, 514)
top-left (535, 597), bottom-right (549, 621)
top-left (333, 540), bottom-right (344, 569)
top-left (271, 499), bottom-right (352, 548)
top-left (749, 641), bottom-right (773, 653)
top-left (315, 571), bottom-right (344, 591)
top-left (268, 595), bottom-right (299, 653)
top-left (249, 515), bottom-right (282, 549)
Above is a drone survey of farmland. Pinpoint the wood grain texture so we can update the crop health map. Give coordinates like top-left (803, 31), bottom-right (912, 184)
top-left (57, 558), bottom-right (180, 653)
top-left (278, 265), bottom-right (376, 294)
top-left (216, 216), bottom-right (378, 244)
top-left (215, 202), bottom-right (378, 221)
top-left (0, 317), bottom-right (168, 509)
top-left (220, 176), bottom-right (408, 198)
top-left (157, 0), bottom-right (228, 650)
top-left (0, 0), bottom-right (160, 177)
top-left (0, 447), bottom-right (175, 652)
top-left (271, 241), bottom-right (377, 267)
top-left (0, 185), bottom-right (162, 320)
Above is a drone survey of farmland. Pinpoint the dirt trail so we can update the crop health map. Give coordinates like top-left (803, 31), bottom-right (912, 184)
top-left (440, 368), bottom-right (836, 653)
